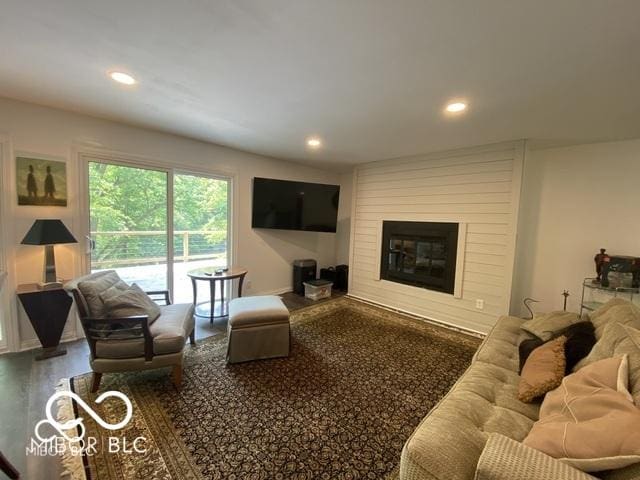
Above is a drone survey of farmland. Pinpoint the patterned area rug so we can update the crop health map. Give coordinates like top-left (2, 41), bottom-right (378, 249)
top-left (66, 297), bottom-right (480, 479)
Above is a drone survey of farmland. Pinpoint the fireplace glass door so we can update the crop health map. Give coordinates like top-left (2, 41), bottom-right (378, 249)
top-left (381, 221), bottom-right (458, 294)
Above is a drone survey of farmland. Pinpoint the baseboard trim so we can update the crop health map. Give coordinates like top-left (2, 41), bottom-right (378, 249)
top-left (19, 332), bottom-right (82, 352)
top-left (346, 294), bottom-right (486, 339)
top-left (252, 287), bottom-right (292, 297)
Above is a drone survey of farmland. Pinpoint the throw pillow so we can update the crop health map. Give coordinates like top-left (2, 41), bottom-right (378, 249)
top-left (521, 311), bottom-right (581, 341)
top-left (588, 298), bottom-right (640, 339)
top-left (78, 270), bottom-right (127, 317)
top-left (99, 281), bottom-right (130, 303)
top-left (519, 336), bottom-right (543, 374)
top-left (523, 355), bottom-right (640, 472)
top-left (102, 284), bottom-right (161, 324)
top-left (562, 322), bottom-right (596, 373)
top-left (574, 314), bottom-right (640, 372)
top-left (622, 324), bottom-right (640, 405)
top-left (576, 323), bottom-right (640, 404)
top-left (518, 322), bottom-right (595, 375)
top-left (518, 335), bottom-right (567, 403)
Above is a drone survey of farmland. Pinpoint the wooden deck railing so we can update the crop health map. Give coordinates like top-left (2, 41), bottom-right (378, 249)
top-left (90, 230), bottom-right (226, 268)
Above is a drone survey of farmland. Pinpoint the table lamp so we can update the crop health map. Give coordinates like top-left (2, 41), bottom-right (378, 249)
top-left (21, 219), bottom-right (77, 289)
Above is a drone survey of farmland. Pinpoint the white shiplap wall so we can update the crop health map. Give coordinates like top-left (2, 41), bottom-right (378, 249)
top-left (348, 141), bottom-right (524, 334)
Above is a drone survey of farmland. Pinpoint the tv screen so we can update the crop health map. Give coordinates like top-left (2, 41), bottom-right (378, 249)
top-left (252, 178), bottom-right (340, 232)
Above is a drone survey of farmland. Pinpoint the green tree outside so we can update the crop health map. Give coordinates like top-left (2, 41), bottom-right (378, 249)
top-left (89, 163), bottom-right (228, 268)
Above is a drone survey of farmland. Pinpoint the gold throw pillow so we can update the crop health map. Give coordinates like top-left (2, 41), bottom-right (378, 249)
top-left (518, 335), bottom-right (567, 403)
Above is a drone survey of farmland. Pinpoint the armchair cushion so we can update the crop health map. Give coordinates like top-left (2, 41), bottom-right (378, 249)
top-left (102, 283), bottom-right (162, 324)
top-left (95, 303), bottom-right (195, 359)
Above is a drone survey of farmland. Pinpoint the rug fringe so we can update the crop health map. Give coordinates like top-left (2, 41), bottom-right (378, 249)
top-left (55, 378), bottom-right (87, 480)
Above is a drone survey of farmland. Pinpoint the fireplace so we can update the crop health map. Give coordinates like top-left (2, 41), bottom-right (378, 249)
top-left (380, 221), bottom-right (459, 294)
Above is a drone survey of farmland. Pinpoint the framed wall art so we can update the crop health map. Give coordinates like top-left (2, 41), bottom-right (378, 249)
top-left (16, 155), bottom-right (68, 207)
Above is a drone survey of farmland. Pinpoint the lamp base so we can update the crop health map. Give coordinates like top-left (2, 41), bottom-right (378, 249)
top-left (35, 345), bottom-right (67, 361)
top-left (38, 281), bottom-right (63, 290)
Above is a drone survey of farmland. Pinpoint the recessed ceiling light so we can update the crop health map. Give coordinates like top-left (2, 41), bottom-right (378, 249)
top-left (306, 137), bottom-right (322, 148)
top-left (445, 102), bottom-right (467, 113)
top-left (109, 71), bottom-right (136, 85)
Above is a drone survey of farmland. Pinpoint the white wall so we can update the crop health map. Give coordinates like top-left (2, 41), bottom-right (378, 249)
top-left (512, 139), bottom-right (640, 316)
top-left (0, 97), bottom-right (345, 351)
top-left (335, 171), bottom-right (353, 266)
top-left (349, 141), bottom-right (524, 334)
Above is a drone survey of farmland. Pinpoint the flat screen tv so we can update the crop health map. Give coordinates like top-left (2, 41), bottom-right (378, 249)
top-left (252, 177), bottom-right (340, 233)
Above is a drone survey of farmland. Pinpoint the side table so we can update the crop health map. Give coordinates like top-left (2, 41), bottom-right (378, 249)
top-left (187, 267), bottom-right (248, 323)
top-left (17, 283), bottom-right (72, 360)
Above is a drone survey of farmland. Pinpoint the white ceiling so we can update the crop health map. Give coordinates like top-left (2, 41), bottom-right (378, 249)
top-left (1, 1), bottom-right (639, 169)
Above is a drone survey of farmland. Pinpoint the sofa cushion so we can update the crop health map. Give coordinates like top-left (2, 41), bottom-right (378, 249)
top-left (474, 315), bottom-right (525, 372)
top-left (102, 284), bottom-right (162, 324)
top-left (77, 270), bottom-right (126, 317)
top-left (589, 298), bottom-right (640, 339)
top-left (518, 335), bottom-right (567, 403)
top-left (524, 355), bottom-right (640, 472)
top-left (401, 359), bottom-right (538, 480)
top-left (95, 303), bottom-right (194, 359)
top-left (521, 311), bottom-right (581, 341)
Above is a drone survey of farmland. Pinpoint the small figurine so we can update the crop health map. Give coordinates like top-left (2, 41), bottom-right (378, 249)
top-left (594, 248), bottom-right (608, 283)
top-left (562, 290), bottom-right (570, 311)
top-left (523, 297), bottom-right (539, 319)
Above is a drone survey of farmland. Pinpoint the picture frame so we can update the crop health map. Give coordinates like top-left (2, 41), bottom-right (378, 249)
top-left (16, 154), bottom-right (68, 207)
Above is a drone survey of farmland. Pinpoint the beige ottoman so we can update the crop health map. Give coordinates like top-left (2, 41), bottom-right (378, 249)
top-left (226, 295), bottom-right (290, 364)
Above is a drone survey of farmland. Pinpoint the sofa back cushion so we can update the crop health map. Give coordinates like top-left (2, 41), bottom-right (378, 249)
top-left (521, 311), bottom-right (581, 341)
top-left (589, 298), bottom-right (640, 339)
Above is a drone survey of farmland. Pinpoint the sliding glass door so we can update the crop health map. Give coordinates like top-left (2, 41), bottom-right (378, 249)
top-left (88, 161), bottom-right (169, 291)
top-left (172, 172), bottom-right (229, 303)
top-left (86, 158), bottom-right (231, 302)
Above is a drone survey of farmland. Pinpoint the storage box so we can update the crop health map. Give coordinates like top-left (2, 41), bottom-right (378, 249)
top-left (303, 279), bottom-right (333, 301)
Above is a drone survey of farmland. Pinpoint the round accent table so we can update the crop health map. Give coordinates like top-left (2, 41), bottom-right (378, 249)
top-left (187, 267), bottom-right (248, 323)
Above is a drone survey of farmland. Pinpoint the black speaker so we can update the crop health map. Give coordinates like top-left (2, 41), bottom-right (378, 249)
top-left (335, 264), bottom-right (348, 291)
top-left (293, 259), bottom-right (317, 295)
top-left (320, 267), bottom-right (337, 284)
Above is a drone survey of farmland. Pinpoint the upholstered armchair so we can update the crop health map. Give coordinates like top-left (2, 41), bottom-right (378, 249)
top-left (65, 270), bottom-right (195, 392)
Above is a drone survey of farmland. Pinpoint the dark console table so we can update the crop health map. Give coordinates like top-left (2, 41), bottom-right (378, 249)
top-left (17, 283), bottom-right (72, 360)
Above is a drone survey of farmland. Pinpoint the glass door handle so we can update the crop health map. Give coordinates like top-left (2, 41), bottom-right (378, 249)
top-left (85, 235), bottom-right (96, 253)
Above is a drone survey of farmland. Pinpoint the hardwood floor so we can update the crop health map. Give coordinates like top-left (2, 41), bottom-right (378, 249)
top-left (0, 290), bottom-right (344, 479)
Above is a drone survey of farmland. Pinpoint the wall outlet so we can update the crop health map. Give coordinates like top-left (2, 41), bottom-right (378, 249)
top-left (475, 299), bottom-right (484, 310)
top-left (245, 280), bottom-right (252, 291)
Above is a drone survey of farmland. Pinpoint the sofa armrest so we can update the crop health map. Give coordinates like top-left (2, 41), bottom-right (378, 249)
top-left (146, 290), bottom-right (172, 305)
top-left (475, 434), bottom-right (597, 480)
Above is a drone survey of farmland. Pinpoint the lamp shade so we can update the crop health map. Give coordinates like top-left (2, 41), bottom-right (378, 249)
top-left (21, 219), bottom-right (77, 245)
